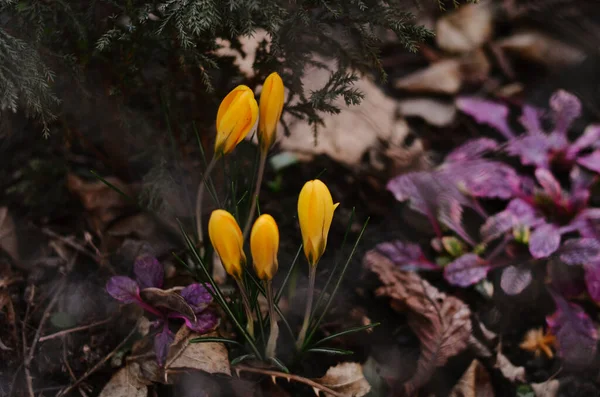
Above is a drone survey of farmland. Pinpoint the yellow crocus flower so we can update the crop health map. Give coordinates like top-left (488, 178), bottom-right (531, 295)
top-left (250, 214), bottom-right (279, 280)
top-left (208, 209), bottom-right (246, 279)
top-left (258, 72), bottom-right (285, 152)
top-left (297, 179), bottom-right (339, 266)
top-left (215, 85), bottom-right (259, 155)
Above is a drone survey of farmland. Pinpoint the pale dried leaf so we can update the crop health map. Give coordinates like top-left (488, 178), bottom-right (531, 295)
top-left (531, 379), bottom-right (559, 397)
top-left (139, 287), bottom-right (196, 323)
top-left (495, 352), bottom-right (525, 383)
top-left (449, 360), bottom-right (494, 397)
top-left (313, 362), bottom-right (371, 397)
top-left (98, 367), bottom-right (148, 397)
top-left (436, 2), bottom-right (493, 53)
top-left (397, 98), bottom-right (456, 127)
top-left (0, 207), bottom-right (18, 262)
top-left (497, 31), bottom-right (586, 67)
top-left (165, 328), bottom-right (231, 380)
top-left (394, 59), bottom-right (462, 94)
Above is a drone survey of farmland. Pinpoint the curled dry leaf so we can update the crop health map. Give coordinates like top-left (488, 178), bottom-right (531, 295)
top-left (313, 362), bottom-right (371, 397)
top-left (139, 287), bottom-right (196, 323)
top-left (448, 360), bottom-right (494, 397)
top-left (364, 250), bottom-right (472, 394)
top-left (394, 59), bottom-right (462, 94)
top-left (165, 326), bottom-right (231, 381)
top-left (531, 379), bottom-right (559, 397)
top-left (494, 352), bottom-right (525, 383)
top-left (0, 207), bottom-right (18, 262)
top-left (98, 366), bottom-right (148, 397)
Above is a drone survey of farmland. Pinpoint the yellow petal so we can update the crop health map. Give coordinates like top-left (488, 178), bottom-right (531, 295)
top-left (215, 85), bottom-right (258, 155)
top-left (208, 209), bottom-right (245, 279)
top-left (258, 72), bottom-right (285, 152)
top-left (250, 214), bottom-right (279, 280)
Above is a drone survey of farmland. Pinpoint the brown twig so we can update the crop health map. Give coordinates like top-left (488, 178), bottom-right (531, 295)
top-left (57, 323), bottom-right (139, 397)
top-left (40, 228), bottom-right (99, 264)
top-left (22, 287), bottom-right (35, 397)
top-left (233, 364), bottom-right (344, 397)
top-left (40, 318), bottom-right (112, 342)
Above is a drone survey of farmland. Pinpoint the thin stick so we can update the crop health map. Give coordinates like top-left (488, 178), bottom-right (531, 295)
top-left (57, 324), bottom-right (139, 397)
top-left (195, 156), bottom-right (219, 255)
top-left (296, 265), bottom-right (316, 349)
top-left (242, 150), bottom-right (267, 239)
top-left (234, 364), bottom-right (344, 397)
top-left (27, 278), bottom-right (67, 364)
top-left (40, 228), bottom-right (99, 264)
top-left (22, 287), bottom-right (34, 397)
top-left (40, 318), bottom-right (112, 342)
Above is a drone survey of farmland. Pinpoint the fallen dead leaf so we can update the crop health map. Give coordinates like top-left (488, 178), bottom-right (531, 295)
top-left (449, 360), bottom-right (494, 397)
top-left (436, 1), bottom-right (493, 53)
top-left (494, 351), bottom-right (525, 383)
top-left (0, 207), bottom-right (18, 262)
top-left (313, 362), bottom-right (371, 397)
top-left (531, 379), bottom-right (559, 397)
top-left (496, 30), bottom-right (586, 68)
top-left (394, 59), bottom-right (462, 94)
top-left (364, 250), bottom-right (472, 394)
top-left (67, 174), bottom-right (134, 235)
top-left (397, 98), bottom-right (456, 127)
top-left (165, 327), bottom-right (231, 381)
top-left (98, 366), bottom-right (148, 397)
top-left (139, 287), bottom-right (196, 323)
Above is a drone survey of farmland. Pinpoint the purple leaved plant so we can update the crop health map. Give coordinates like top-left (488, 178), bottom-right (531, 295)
top-left (106, 256), bottom-right (218, 365)
top-left (458, 90), bottom-right (600, 173)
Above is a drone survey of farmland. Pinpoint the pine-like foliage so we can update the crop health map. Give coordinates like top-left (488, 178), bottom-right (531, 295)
top-left (0, 0), bottom-right (467, 137)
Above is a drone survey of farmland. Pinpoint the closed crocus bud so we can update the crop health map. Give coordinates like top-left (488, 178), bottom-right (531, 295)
top-left (215, 85), bottom-right (259, 155)
top-left (297, 179), bottom-right (339, 266)
top-left (250, 214), bottom-right (279, 280)
top-left (208, 209), bottom-right (246, 279)
top-left (258, 72), bottom-right (284, 152)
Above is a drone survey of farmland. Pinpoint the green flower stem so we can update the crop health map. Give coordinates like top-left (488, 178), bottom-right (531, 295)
top-left (242, 149), bottom-right (267, 239)
top-left (265, 280), bottom-right (279, 358)
top-left (296, 264), bottom-right (316, 349)
top-left (195, 156), bottom-right (219, 256)
top-left (235, 278), bottom-right (255, 338)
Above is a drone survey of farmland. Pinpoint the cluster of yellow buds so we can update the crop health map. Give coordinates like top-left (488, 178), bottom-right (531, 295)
top-left (205, 72), bottom-right (339, 356)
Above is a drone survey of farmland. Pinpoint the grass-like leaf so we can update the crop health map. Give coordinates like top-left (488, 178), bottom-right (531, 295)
top-left (190, 337), bottom-right (242, 346)
top-left (306, 347), bottom-right (353, 355)
top-left (275, 244), bottom-right (302, 304)
top-left (313, 323), bottom-right (380, 347)
top-left (230, 354), bottom-right (256, 366)
top-left (269, 357), bottom-right (290, 373)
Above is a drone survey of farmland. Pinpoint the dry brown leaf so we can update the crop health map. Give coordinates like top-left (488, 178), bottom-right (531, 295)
top-left (0, 207), bottom-right (18, 262)
top-left (531, 379), bottom-right (559, 397)
top-left (67, 174), bottom-right (133, 235)
top-left (165, 327), bottom-right (231, 381)
top-left (397, 98), bottom-right (456, 127)
top-left (494, 351), bottom-right (525, 383)
top-left (436, 1), bottom-right (493, 53)
top-left (98, 366), bottom-right (148, 397)
top-left (449, 360), bottom-right (494, 397)
top-left (139, 287), bottom-right (196, 323)
top-left (364, 250), bottom-right (472, 394)
top-left (496, 31), bottom-right (586, 68)
top-left (394, 59), bottom-right (462, 94)
top-left (313, 362), bottom-right (371, 397)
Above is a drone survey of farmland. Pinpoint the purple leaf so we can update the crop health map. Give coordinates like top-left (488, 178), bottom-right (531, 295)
top-left (506, 198), bottom-right (543, 227)
top-left (106, 276), bottom-right (140, 304)
top-left (154, 325), bottom-right (174, 366)
top-left (569, 166), bottom-right (594, 207)
top-left (585, 261), bottom-right (600, 301)
top-left (445, 160), bottom-right (520, 199)
top-left (177, 311), bottom-right (219, 333)
top-left (568, 125), bottom-right (600, 158)
top-left (559, 238), bottom-right (600, 265)
top-left (456, 97), bottom-right (514, 139)
top-left (500, 265), bottom-right (532, 295)
top-left (550, 90), bottom-right (582, 136)
top-left (576, 150), bottom-right (600, 173)
top-left (438, 199), bottom-right (475, 246)
top-left (549, 258), bottom-right (586, 298)
top-left (444, 254), bottom-right (489, 287)
top-left (535, 168), bottom-right (563, 202)
top-left (446, 138), bottom-right (498, 162)
top-left (375, 241), bottom-right (437, 271)
top-left (180, 283), bottom-right (213, 313)
top-left (134, 256), bottom-right (164, 289)
top-left (506, 134), bottom-right (552, 168)
top-left (547, 295), bottom-right (597, 369)
top-left (529, 224), bottom-right (561, 258)
top-left (574, 209), bottom-right (600, 239)
top-left (481, 211), bottom-right (515, 242)
top-left (519, 105), bottom-right (544, 135)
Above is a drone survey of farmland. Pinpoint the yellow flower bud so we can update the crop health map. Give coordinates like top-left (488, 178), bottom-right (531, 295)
top-left (215, 85), bottom-right (259, 155)
top-left (297, 179), bottom-right (339, 266)
top-left (258, 72), bottom-right (284, 152)
top-left (250, 214), bottom-right (279, 280)
top-left (208, 209), bottom-right (246, 279)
